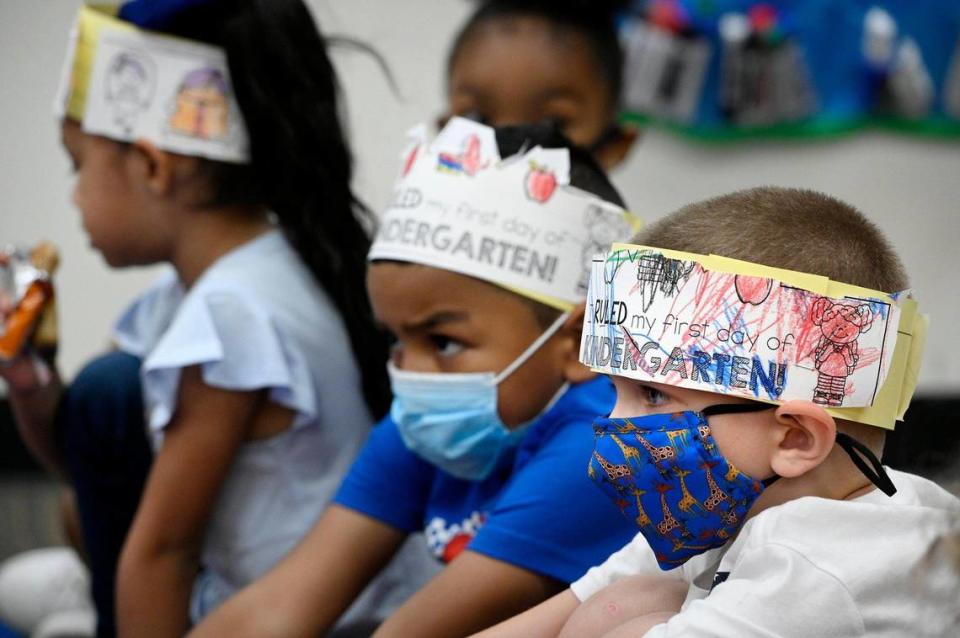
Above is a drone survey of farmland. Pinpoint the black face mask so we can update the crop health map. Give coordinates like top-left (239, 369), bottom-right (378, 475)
top-left (452, 113), bottom-right (623, 155)
top-left (586, 123), bottom-right (624, 154)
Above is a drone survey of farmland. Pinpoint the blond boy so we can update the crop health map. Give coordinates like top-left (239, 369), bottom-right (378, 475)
top-left (477, 187), bottom-right (960, 638)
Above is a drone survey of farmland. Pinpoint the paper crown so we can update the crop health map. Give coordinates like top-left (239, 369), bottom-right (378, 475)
top-left (368, 118), bottom-right (642, 310)
top-left (54, 4), bottom-right (249, 163)
top-left (580, 244), bottom-right (928, 429)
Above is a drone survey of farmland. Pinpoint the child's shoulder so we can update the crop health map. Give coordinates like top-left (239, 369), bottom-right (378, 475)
top-left (194, 230), bottom-right (315, 299)
top-left (541, 376), bottom-right (616, 426)
top-left (727, 470), bottom-right (959, 589)
top-left (518, 376), bottom-right (615, 452)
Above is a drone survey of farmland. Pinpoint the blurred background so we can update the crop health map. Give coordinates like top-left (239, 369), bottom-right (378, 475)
top-left (1, 0), bottom-right (958, 555)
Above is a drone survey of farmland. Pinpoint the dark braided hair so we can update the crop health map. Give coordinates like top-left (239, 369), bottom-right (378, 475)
top-left (120, 0), bottom-right (391, 418)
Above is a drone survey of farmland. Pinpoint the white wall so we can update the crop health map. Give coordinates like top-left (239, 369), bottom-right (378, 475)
top-left (1, 0), bottom-right (958, 393)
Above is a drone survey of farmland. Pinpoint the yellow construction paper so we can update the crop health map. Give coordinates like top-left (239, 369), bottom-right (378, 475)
top-left (64, 5), bottom-right (132, 121)
top-left (601, 243), bottom-right (925, 429)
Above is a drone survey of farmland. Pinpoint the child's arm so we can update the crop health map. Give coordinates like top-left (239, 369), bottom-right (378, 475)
top-left (599, 612), bottom-right (678, 637)
top-left (374, 550), bottom-right (567, 637)
top-left (469, 589), bottom-right (581, 638)
top-left (187, 505), bottom-right (408, 638)
top-left (557, 574), bottom-right (687, 638)
top-left (116, 365), bottom-right (265, 637)
top-left (2, 355), bottom-right (65, 475)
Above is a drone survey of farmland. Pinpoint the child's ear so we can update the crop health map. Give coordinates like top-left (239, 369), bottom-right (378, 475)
top-left (768, 400), bottom-right (836, 478)
top-left (557, 304), bottom-right (593, 384)
top-left (129, 137), bottom-right (176, 197)
top-left (594, 124), bottom-right (640, 170)
top-left (131, 137), bottom-right (201, 197)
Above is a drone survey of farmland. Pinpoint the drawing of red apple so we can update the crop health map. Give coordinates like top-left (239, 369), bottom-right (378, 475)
top-left (525, 162), bottom-right (557, 203)
top-left (734, 274), bottom-right (773, 305)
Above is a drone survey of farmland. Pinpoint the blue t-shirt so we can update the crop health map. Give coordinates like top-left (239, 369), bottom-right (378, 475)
top-left (334, 377), bottom-right (638, 584)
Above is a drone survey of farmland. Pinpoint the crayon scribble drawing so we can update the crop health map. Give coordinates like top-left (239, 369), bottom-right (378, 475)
top-left (734, 274), bottom-right (773, 306)
top-left (578, 206), bottom-right (632, 293)
top-left (437, 133), bottom-right (484, 175)
top-left (810, 298), bottom-right (874, 407)
top-left (634, 252), bottom-right (696, 312)
top-left (169, 67), bottom-right (230, 140)
top-left (105, 51), bottom-right (155, 133)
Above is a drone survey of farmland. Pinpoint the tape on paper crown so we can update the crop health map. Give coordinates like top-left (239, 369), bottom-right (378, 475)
top-left (581, 244), bottom-right (928, 429)
top-left (55, 4), bottom-right (249, 163)
top-left (368, 117), bottom-right (642, 310)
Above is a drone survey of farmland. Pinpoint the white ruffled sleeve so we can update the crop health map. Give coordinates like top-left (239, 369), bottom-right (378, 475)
top-left (140, 283), bottom-right (319, 439)
top-left (112, 267), bottom-right (182, 357)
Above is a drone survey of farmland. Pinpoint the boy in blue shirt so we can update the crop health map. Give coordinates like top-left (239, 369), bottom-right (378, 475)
top-left (190, 119), bottom-right (642, 637)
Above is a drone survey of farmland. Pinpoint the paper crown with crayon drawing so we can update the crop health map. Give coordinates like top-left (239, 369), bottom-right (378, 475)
top-left (55, 4), bottom-right (249, 163)
top-left (580, 244), bottom-right (928, 429)
top-left (368, 117), bottom-right (642, 311)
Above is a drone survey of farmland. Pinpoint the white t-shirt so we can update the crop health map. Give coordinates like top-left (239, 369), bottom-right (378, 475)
top-left (571, 469), bottom-right (960, 637)
top-left (113, 229), bottom-right (439, 624)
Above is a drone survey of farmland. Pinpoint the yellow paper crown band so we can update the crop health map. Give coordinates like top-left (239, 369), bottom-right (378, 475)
top-left (580, 243), bottom-right (926, 429)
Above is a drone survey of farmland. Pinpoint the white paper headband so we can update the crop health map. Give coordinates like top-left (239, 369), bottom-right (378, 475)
top-left (368, 118), bottom-right (642, 310)
top-left (55, 5), bottom-right (250, 164)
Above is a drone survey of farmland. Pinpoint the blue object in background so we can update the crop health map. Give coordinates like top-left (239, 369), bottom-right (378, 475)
top-left (619, 0), bottom-right (960, 140)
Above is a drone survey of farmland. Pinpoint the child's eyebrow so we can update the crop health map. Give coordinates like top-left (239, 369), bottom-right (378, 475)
top-left (534, 86), bottom-right (583, 103)
top-left (403, 311), bottom-right (470, 332)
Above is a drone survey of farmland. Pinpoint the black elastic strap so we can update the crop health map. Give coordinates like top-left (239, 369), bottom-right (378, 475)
top-left (701, 403), bottom-right (780, 486)
top-left (700, 402), bottom-right (776, 418)
top-left (587, 124), bottom-right (624, 153)
top-left (836, 433), bottom-right (898, 497)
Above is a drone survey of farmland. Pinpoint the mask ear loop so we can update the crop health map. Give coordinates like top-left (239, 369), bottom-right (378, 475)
top-left (700, 404), bottom-right (897, 497)
top-left (587, 124), bottom-right (623, 154)
top-left (700, 402), bottom-right (776, 417)
top-left (700, 402), bottom-right (780, 486)
top-left (493, 311), bottom-right (571, 385)
top-left (836, 433), bottom-right (897, 497)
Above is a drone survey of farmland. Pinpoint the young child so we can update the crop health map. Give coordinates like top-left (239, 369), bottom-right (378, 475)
top-left (475, 186), bottom-right (960, 637)
top-left (443, 0), bottom-right (637, 169)
top-left (1, 0), bottom-right (426, 635)
top-left (189, 118), bottom-right (642, 637)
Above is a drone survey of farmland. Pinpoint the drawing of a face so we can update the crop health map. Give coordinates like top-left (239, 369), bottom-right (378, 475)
top-left (812, 300), bottom-right (873, 344)
top-left (169, 68), bottom-right (230, 140)
top-left (585, 206), bottom-right (630, 245)
top-left (106, 52), bottom-right (154, 131)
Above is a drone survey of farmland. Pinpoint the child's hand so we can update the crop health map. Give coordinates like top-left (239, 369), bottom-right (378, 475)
top-left (0, 351), bottom-right (53, 394)
top-left (0, 242), bottom-right (59, 392)
top-left (557, 575), bottom-right (687, 638)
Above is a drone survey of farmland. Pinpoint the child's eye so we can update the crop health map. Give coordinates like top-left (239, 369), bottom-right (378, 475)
top-left (430, 334), bottom-right (465, 358)
top-left (640, 384), bottom-right (669, 408)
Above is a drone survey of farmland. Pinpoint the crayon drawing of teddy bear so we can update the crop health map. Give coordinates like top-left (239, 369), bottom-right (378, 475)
top-left (810, 298), bottom-right (874, 407)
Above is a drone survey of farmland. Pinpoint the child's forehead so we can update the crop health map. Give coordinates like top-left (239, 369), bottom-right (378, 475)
top-left (451, 15), bottom-right (606, 88)
top-left (368, 261), bottom-right (538, 319)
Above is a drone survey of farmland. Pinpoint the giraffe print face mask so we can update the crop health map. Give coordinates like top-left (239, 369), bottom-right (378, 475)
top-left (588, 403), bottom-right (777, 570)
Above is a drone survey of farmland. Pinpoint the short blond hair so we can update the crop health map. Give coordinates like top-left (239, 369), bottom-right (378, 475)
top-left (636, 187), bottom-right (908, 292)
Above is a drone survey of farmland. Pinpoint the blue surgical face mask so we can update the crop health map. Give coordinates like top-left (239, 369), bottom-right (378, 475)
top-left (389, 311), bottom-right (571, 481)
